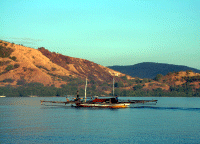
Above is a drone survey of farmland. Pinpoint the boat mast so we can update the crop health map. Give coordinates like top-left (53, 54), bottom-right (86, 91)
top-left (113, 76), bottom-right (114, 96)
top-left (109, 71), bottom-right (115, 96)
top-left (84, 78), bottom-right (87, 102)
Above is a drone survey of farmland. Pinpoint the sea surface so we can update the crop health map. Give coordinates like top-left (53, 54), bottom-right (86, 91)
top-left (0, 97), bottom-right (200, 144)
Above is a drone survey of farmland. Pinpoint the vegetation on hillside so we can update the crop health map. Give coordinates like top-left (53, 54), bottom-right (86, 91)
top-left (0, 71), bottom-right (199, 97)
top-left (0, 45), bottom-right (14, 58)
top-left (0, 43), bottom-right (17, 63)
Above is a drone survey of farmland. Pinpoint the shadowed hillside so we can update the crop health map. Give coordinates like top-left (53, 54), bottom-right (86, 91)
top-left (38, 47), bottom-right (127, 82)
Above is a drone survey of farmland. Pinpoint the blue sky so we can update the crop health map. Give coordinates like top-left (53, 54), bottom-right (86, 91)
top-left (0, 0), bottom-right (200, 69)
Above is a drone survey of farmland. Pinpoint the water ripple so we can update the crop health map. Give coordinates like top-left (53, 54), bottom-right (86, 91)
top-left (132, 106), bottom-right (200, 111)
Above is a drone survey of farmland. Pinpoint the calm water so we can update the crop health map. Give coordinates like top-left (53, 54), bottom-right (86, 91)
top-left (0, 97), bottom-right (200, 144)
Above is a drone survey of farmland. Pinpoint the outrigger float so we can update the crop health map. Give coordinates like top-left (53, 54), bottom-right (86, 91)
top-left (40, 78), bottom-right (157, 108)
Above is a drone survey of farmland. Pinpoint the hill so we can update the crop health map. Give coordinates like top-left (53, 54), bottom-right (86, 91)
top-left (0, 40), bottom-right (133, 96)
top-left (0, 40), bottom-right (128, 87)
top-left (108, 62), bottom-right (200, 79)
top-left (0, 40), bottom-right (200, 97)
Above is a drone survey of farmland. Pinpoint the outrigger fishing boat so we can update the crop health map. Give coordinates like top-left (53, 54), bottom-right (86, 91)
top-left (74, 97), bottom-right (131, 108)
top-left (40, 96), bottom-right (157, 108)
top-left (40, 78), bottom-right (158, 108)
top-left (74, 97), bottom-right (157, 108)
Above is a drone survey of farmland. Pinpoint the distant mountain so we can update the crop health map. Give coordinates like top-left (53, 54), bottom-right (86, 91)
top-left (108, 62), bottom-right (200, 79)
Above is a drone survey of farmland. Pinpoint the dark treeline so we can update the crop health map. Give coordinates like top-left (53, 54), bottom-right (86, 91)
top-left (0, 82), bottom-right (108, 97)
top-left (1, 83), bottom-right (199, 97)
top-left (1, 76), bottom-right (199, 97)
top-left (114, 87), bottom-right (200, 97)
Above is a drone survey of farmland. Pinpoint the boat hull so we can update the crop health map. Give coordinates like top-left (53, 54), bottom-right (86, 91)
top-left (77, 103), bottom-right (130, 108)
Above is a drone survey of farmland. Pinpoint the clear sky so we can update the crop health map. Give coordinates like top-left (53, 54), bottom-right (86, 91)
top-left (0, 0), bottom-right (200, 69)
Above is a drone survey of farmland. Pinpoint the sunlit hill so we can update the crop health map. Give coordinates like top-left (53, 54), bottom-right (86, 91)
top-left (0, 40), bottom-right (200, 97)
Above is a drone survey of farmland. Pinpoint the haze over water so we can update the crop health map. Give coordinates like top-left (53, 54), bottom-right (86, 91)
top-left (1, 97), bottom-right (200, 144)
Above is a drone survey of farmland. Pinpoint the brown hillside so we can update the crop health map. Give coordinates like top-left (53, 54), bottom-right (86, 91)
top-left (0, 40), bottom-right (128, 88)
top-left (158, 71), bottom-right (200, 90)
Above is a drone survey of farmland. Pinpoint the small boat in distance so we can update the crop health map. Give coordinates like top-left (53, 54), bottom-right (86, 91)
top-left (29, 92), bottom-right (38, 97)
top-left (29, 95), bottom-right (38, 97)
top-left (0, 96), bottom-right (6, 97)
top-left (0, 93), bottom-right (6, 97)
